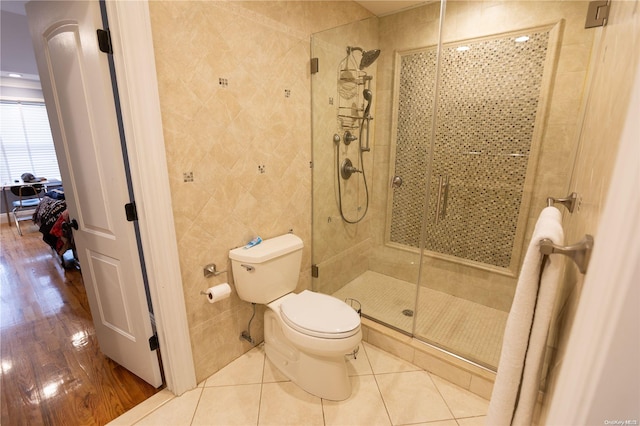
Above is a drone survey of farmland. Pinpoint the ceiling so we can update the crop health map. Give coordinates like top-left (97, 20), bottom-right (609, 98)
top-left (355, 1), bottom-right (426, 16)
top-left (0, 0), bottom-right (426, 80)
top-left (1, 0), bottom-right (427, 17)
top-left (0, 1), bottom-right (38, 80)
top-left (0, 0), bottom-right (26, 15)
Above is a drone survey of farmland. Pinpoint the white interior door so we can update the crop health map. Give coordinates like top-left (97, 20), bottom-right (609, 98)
top-left (26, 0), bottom-right (162, 387)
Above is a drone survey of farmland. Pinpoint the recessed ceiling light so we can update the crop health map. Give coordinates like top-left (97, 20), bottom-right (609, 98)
top-left (515, 36), bottom-right (530, 43)
top-left (8, 73), bottom-right (23, 78)
top-left (456, 46), bottom-right (470, 52)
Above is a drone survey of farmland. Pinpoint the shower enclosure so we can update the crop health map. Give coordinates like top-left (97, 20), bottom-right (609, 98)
top-left (312, 1), bottom-right (595, 370)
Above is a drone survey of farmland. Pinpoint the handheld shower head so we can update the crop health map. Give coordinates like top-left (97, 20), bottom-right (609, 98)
top-left (347, 46), bottom-right (381, 70)
top-left (363, 89), bottom-right (372, 118)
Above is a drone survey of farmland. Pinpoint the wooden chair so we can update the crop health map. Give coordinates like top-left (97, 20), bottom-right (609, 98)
top-left (10, 184), bottom-right (44, 235)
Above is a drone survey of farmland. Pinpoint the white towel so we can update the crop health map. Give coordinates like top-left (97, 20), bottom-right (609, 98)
top-left (486, 206), bottom-right (564, 426)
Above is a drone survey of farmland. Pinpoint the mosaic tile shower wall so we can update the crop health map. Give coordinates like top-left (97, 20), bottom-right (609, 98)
top-left (390, 30), bottom-right (550, 268)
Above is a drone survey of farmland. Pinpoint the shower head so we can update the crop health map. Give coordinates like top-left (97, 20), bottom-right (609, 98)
top-left (359, 49), bottom-right (381, 70)
top-left (347, 46), bottom-right (381, 70)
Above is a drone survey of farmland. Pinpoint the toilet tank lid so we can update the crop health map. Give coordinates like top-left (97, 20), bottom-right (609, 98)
top-left (229, 233), bottom-right (303, 263)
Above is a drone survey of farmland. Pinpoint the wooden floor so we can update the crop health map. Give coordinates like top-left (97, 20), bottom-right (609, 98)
top-left (0, 222), bottom-right (161, 425)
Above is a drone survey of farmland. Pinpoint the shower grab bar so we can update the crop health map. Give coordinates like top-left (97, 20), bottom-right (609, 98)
top-left (539, 234), bottom-right (594, 274)
top-left (547, 192), bottom-right (578, 213)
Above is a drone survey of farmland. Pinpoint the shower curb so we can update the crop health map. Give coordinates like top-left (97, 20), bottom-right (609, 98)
top-left (361, 318), bottom-right (495, 400)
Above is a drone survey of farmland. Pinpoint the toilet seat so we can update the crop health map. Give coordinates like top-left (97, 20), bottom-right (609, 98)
top-left (279, 290), bottom-right (360, 339)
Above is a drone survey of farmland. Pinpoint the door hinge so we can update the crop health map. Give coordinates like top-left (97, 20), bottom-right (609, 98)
top-left (585, 0), bottom-right (610, 28)
top-left (312, 264), bottom-right (319, 278)
top-left (149, 333), bottom-right (159, 351)
top-left (97, 29), bottom-right (113, 54)
top-left (311, 58), bottom-right (319, 75)
top-left (125, 202), bottom-right (138, 221)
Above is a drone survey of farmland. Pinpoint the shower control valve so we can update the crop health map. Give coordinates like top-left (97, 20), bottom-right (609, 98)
top-left (343, 131), bottom-right (358, 145)
top-left (341, 158), bottom-right (362, 179)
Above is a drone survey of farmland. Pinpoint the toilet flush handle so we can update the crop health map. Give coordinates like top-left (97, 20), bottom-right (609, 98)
top-left (241, 264), bottom-right (255, 272)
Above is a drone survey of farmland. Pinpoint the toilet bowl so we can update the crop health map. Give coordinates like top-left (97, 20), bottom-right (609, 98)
top-left (265, 291), bottom-right (361, 400)
top-left (229, 234), bottom-right (361, 400)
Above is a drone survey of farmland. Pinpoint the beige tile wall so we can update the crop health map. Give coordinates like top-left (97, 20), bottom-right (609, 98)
top-left (540, 0), bottom-right (640, 421)
top-left (149, 1), bottom-right (371, 382)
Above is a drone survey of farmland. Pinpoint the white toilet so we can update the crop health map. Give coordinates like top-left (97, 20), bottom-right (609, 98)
top-left (229, 233), bottom-right (361, 401)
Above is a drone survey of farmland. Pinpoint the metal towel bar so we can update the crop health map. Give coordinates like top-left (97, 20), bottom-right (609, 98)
top-left (547, 192), bottom-right (578, 213)
top-left (539, 234), bottom-right (594, 274)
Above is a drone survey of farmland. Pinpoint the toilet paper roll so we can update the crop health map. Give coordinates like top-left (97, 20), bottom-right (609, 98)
top-left (205, 283), bottom-right (232, 303)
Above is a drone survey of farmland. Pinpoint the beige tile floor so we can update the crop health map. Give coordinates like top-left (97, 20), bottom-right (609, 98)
top-left (110, 342), bottom-right (488, 426)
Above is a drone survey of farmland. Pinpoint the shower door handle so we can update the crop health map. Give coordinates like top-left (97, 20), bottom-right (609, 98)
top-left (434, 176), bottom-right (443, 225)
top-left (391, 175), bottom-right (403, 188)
top-left (434, 175), bottom-right (449, 224)
top-left (440, 175), bottom-right (449, 221)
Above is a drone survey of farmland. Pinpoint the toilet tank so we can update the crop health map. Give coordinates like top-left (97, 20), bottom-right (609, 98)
top-left (229, 233), bottom-right (304, 304)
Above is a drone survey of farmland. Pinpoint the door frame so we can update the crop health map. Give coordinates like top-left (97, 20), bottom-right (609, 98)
top-left (103, 0), bottom-right (196, 395)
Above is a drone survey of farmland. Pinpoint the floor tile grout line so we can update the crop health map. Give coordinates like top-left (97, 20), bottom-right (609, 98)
top-left (256, 348), bottom-right (266, 425)
top-left (364, 343), bottom-right (396, 426)
top-left (456, 414), bottom-right (488, 420)
top-left (424, 370), bottom-right (457, 423)
top-left (366, 342), bottom-right (470, 425)
top-left (188, 386), bottom-right (204, 425)
top-left (320, 395), bottom-right (327, 425)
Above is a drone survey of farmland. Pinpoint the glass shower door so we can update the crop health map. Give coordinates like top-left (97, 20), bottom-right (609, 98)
top-left (401, 17), bottom-right (563, 370)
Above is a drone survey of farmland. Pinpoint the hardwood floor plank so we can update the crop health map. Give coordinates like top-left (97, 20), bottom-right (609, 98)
top-left (1, 334), bottom-right (47, 425)
top-left (1, 224), bottom-right (161, 425)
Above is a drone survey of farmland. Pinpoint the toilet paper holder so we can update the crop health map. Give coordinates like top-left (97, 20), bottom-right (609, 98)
top-left (203, 263), bottom-right (227, 278)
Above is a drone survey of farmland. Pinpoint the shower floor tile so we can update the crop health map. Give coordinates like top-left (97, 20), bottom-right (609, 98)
top-left (332, 270), bottom-right (508, 369)
top-left (333, 271), bottom-right (416, 332)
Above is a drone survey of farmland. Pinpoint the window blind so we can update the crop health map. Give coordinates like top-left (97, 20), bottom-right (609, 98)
top-left (0, 101), bottom-right (61, 185)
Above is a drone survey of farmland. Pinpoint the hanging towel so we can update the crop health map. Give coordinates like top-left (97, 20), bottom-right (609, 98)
top-left (486, 206), bottom-right (564, 426)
